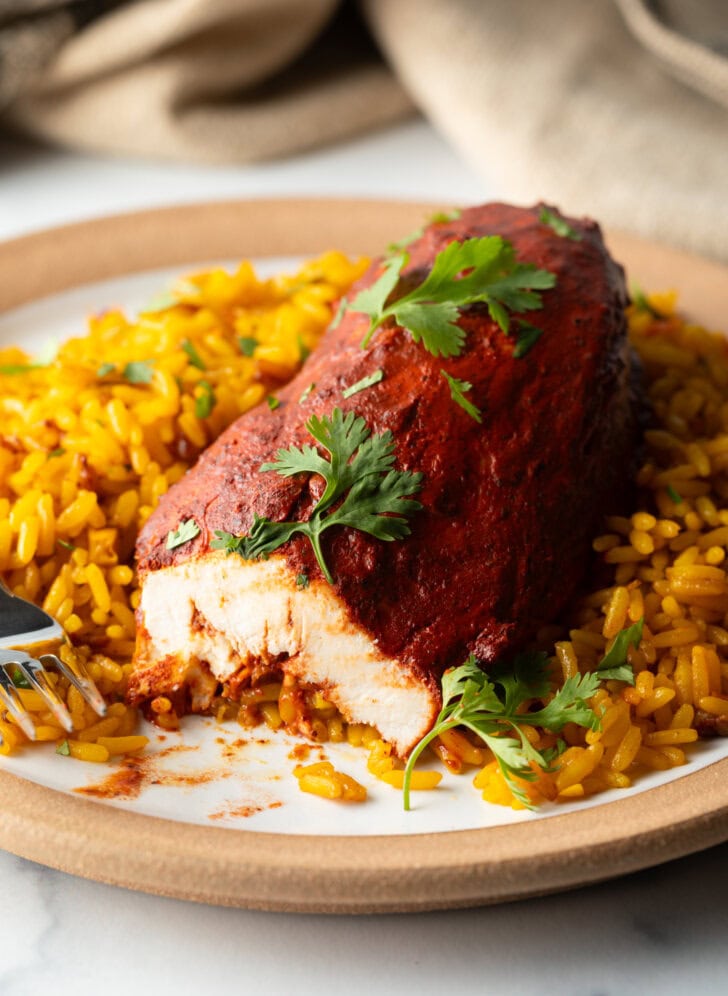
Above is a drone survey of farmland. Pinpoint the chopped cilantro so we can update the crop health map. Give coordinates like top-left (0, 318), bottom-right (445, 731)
top-left (329, 297), bottom-right (348, 331)
top-left (299, 383), bottom-right (316, 404)
top-left (667, 484), bottom-right (683, 504)
top-left (11, 668), bottom-right (31, 689)
top-left (96, 362), bottom-right (115, 377)
top-left (122, 361), bottom-right (154, 384)
top-left (429, 209), bottom-right (462, 225)
top-left (182, 339), bottom-right (206, 370)
top-left (296, 573), bottom-right (310, 590)
top-left (194, 380), bottom-right (216, 419)
top-left (267, 395), bottom-right (281, 411)
top-left (632, 284), bottom-right (665, 319)
top-left (342, 369), bottom-right (384, 399)
top-left (513, 321), bottom-right (544, 358)
top-left (56, 740), bottom-right (71, 756)
top-left (210, 408), bottom-right (422, 585)
top-left (440, 370), bottom-right (481, 423)
top-left (166, 518), bottom-right (201, 550)
top-left (595, 618), bottom-right (643, 683)
top-left (0, 363), bottom-right (45, 375)
top-left (238, 336), bottom-right (258, 357)
top-left (297, 335), bottom-right (311, 363)
top-left (387, 209), bottom-right (462, 252)
top-left (539, 207), bottom-right (581, 241)
top-left (48, 447), bottom-right (65, 459)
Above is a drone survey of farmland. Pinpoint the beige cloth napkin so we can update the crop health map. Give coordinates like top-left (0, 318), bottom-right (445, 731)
top-left (4, 0), bottom-right (728, 262)
top-left (3, 0), bottom-right (413, 161)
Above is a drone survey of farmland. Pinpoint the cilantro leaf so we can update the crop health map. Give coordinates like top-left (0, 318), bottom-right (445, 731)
top-left (194, 380), bottom-right (216, 419)
top-left (667, 484), bottom-right (683, 504)
top-left (342, 369), bottom-right (384, 399)
top-left (297, 335), bottom-right (311, 363)
top-left (57, 538), bottom-right (75, 551)
top-left (238, 336), bottom-right (258, 357)
top-left (123, 361), bottom-right (154, 384)
top-left (96, 362), bottom-right (115, 377)
top-left (56, 740), bottom-right (71, 756)
top-left (218, 408), bottom-right (422, 584)
top-left (402, 651), bottom-right (599, 811)
top-left (182, 339), bottom-right (206, 370)
top-left (296, 573), bottom-right (310, 590)
top-left (513, 321), bottom-right (544, 358)
top-left (539, 207), bottom-right (582, 241)
top-left (595, 618), bottom-right (643, 683)
top-left (267, 395), bottom-right (281, 411)
top-left (440, 370), bottom-right (481, 423)
top-left (351, 237), bottom-right (556, 359)
top-left (166, 519), bottom-right (201, 550)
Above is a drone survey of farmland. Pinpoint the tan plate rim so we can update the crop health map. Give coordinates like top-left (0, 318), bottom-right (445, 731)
top-left (1, 197), bottom-right (727, 914)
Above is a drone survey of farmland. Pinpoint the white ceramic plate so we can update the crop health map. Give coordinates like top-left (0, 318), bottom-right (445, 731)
top-left (1, 200), bottom-right (727, 913)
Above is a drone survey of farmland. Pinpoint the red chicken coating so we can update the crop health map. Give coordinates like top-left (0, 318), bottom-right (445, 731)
top-left (130, 202), bottom-right (638, 749)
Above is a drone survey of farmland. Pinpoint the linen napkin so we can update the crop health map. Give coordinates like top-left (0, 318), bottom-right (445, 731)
top-left (2, 0), bottom-right (727, 261)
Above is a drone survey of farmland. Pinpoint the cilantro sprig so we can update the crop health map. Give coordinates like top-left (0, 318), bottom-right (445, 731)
top-left (211, 408), bottom-right (422, 584)
top-left (402, 618), bottom-right (644, 810)
top-left (351, 236), bottom-right (555, 359)
top-left (402, 652), bottom-right (600, 810)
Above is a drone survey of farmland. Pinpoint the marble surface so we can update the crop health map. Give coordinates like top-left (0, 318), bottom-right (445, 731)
top-left (1, 119), bottom-right (727, 996)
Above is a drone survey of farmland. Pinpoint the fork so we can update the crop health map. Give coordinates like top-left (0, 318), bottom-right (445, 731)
top-left (0, 579), bottom-right (106, 742)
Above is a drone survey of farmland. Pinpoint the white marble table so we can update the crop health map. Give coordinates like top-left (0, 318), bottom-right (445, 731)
top-left (1, 120), bottom-right (727, 996)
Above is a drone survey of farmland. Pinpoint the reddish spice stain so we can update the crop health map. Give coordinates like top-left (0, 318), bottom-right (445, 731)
top-left (220, 737), bottom-right (248, 761)
top-left (208, 800), bottom-right (283, 821)
top-left (76, 757), bottom-right (146, 799)
top-left (75, 744), bottom-right (230, 800)
top-left (288, 744), bottom-right (311, 761)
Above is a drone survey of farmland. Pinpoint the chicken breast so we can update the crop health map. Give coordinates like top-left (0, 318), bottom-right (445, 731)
top-left (129, 202), bottom-right (639, 755)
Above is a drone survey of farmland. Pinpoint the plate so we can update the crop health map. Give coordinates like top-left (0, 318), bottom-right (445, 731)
top-left (1, 198), bottom-right (728, 913)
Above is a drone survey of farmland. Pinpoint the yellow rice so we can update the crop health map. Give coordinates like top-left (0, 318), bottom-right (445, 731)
top-left (2, 266), bottom-right (727, 810)
top-left (0, 252), bottom-right (367, 755)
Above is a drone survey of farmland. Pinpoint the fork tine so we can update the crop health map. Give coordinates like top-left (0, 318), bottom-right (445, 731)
top-left (16, 659), bottom-right (74, 733)
top-left (41, 652), bottom-right (107, 717)
top-left (0, 665), bottom-right (37, 740)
